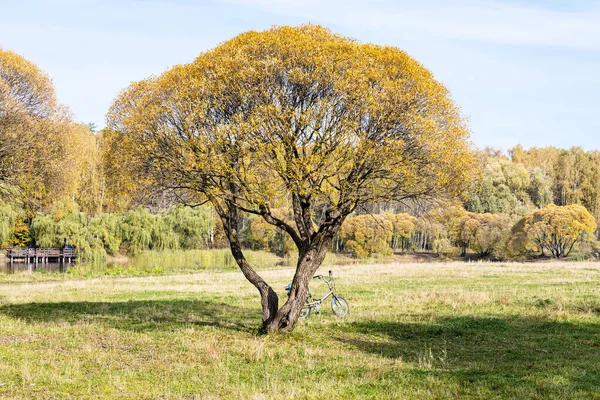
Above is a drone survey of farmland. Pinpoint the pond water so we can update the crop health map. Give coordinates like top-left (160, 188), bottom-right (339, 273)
top-left (0, 262), bottom-right (69, 274)
top-left (0, 249), bottom-right (246, 277)
top-left (0, 249), bottom-right (380, 278)
top-left (0, 249), bottom-right (289, 278)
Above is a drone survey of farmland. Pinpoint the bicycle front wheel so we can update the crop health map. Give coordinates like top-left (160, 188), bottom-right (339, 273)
top-left (331, 295), bottom-right (349, 317)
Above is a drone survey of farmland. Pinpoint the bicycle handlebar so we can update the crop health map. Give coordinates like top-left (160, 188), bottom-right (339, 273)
top-left (314, 271), bottom-right (335, 280)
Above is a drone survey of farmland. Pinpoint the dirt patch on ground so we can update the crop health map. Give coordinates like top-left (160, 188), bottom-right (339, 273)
top-left (0, 334), bottom-right (53, 345)
top-left (392, 253), bottom-right (441, 263)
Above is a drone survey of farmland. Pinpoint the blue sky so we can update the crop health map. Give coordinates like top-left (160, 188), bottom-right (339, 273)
top-left (1, 0), bottom-right (599, 150)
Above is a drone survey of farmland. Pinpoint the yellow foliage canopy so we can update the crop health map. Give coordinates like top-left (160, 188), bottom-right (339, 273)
top-left (107, 25), bottom-right (476, 227)
top-left (451, 211), bottom-right (513, 256)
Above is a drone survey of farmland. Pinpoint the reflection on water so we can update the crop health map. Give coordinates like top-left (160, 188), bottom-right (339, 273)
top-left (0, 248), bottom-right (391, 277)
top-left (0, 262), bottom-right (69, 274)
top-left (1, 249), bottom-right (298, 277)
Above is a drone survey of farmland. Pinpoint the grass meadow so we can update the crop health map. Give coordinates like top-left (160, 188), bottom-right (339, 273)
top-left (0, 261), bottom-right (599, 398)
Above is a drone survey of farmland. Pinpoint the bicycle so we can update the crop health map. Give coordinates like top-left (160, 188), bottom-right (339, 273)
top-left (284, 270), bottom-right (349, 318)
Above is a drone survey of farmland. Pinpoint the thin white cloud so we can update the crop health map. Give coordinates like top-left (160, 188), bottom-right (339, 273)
top-left (219, 0), bottom-right (600, 50)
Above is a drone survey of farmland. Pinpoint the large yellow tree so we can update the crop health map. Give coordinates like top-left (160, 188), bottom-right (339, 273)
top-left (0, 47), bottom-right (99, 212)
top-left (1, 47), bottom-right (56, 198)
top-left (107, 25), bottom-right (476, 333)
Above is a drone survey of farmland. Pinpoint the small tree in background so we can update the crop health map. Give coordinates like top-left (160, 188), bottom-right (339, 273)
top-left (512, 204), bottom-right (596, 258)
top-left (384, 213), bottom-right (417, 252)
top-left (340, 214), bottom-right (393, 258)
top-left (452, 211), bottom-right (513, 257)
top-left (469, 213), bottom-right (513, 257)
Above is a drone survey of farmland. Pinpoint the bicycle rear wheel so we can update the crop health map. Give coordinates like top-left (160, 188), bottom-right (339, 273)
top-left (300, 306), bottom-right (311, 318)
top-left (331, 295), bottom-right (349, 317)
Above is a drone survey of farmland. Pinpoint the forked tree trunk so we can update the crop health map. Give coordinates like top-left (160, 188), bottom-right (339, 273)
top-left (223, 215), bottom-right (334, 332)
top-left (262, 235), bottom-right (333, 333)
top-left (229, 241), bottom-right (279, 329)
top-left (213, 200), bottom-right (280, 331)
top-left (212, 194), bottom-right (346, 334)
top-left (225, 233), bottom-right (333, 334)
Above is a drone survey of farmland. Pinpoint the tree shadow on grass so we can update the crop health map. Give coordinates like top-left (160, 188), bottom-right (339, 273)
top-left (0, 299), bottom-right (261, 333)
top-left (337, 315), bottom-right (600, 397)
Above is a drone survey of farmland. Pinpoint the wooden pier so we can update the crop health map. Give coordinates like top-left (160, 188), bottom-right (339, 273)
top-left (6, 248), bottom-right (77, 264)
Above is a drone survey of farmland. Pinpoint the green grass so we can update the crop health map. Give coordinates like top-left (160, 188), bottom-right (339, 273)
top-left (0, 261), bottom-right (599, 398)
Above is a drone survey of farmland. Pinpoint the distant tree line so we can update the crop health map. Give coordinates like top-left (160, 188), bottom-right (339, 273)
top-left (1, 45), bottom-right (599, 262)
top-left (467, 146), bottom-right (600, 220)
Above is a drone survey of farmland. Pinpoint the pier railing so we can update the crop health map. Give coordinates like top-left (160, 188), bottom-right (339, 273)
top-left (6, 248), bottom-right (77, 264)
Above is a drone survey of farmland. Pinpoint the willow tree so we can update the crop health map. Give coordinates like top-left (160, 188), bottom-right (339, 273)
top-left (107, 25), bottom-right (475, 333)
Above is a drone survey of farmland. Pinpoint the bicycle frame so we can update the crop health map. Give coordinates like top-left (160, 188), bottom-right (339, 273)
top-left (304, 271), bottom-right (337, 309)
top-left (285, 270), bottom-right (348, 318)
top-left (305, 288), bottom-right (335, 308)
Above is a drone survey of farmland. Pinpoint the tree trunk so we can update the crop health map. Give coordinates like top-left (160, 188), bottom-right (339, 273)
top-left (262, 235), bottom-right (333, 333)
top-left (228, 241), bottom-right (280, 332)
top-left (210, 192), bottom-right (349, 334)
top-left (211, 199), bottom-right (280, 333)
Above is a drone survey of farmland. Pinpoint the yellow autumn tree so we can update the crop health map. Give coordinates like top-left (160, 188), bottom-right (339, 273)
top-left (106, 25), bottom-right (476, 333)
top-left (383, 213), bottom-right (417, 252)
top-left (512, 204), bottom-right (596, 258)
top-left (99, 126), bottom-right (156, 213)
top-left (0, 47), bottom-right (98, 211)
top-left (340, 214), bottom-right (393, 258)
top-left (0, 47), bottom-right (56, 119)
top-left (452, 211), bottom-right (512, 257)
top-left (1, 47), bottom-right (56, 198)
top-left (70, 123), bottom-right (103, 215)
